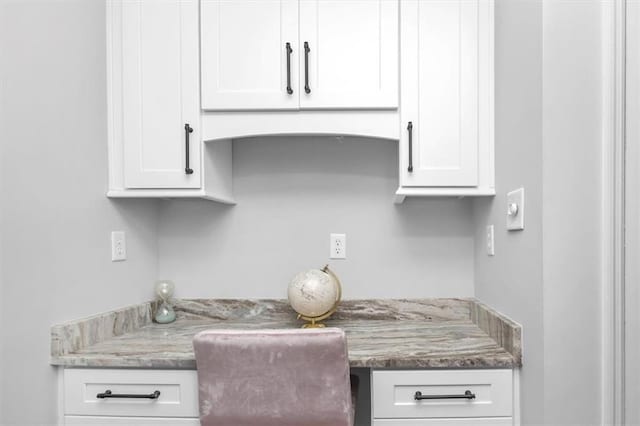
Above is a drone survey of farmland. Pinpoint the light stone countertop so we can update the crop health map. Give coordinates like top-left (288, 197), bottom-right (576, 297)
top-left (51, 299), bottom-right (522, 369)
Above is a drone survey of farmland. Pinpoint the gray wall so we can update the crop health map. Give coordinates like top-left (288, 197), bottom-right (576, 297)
top-left (158, 136), bottom-right (475, 299)
top-left (626, 3), bottom-right (640, 422)
top-left (0, 2), bottom-right (475, 423)
top-left (0, 1), bottom-right (159, 423)
top-left (472, 0), bottom-right (544, 423)
top-left (0, 0), bottom-right (4, 411)
top-left (473, 1), bottom-right (605, 425)
top-left (541, 1), bottom-right (603, 423)
top-left (0, 0), bottom-right (608, 424)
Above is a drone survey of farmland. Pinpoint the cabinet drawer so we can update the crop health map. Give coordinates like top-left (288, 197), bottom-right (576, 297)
top-left (65, 416), bottom-right (200, 425)
top-left (372, 369), bottom-right (513, 419)
top-left (373, 418), bottom-right (513, 426)
top-left (63, 369), bottom-right (198, 417)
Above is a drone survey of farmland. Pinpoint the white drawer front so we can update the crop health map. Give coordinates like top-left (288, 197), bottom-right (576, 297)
top-left (65, 416), bottom-right (200, 425)
top-left (373, 418), bottom-right (513, 426)
top-left (64, 369), bottom-right (199, 417)
top-left (372, 369), bottom-right (513, 419)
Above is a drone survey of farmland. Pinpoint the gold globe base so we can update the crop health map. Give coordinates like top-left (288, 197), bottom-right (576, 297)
top-left (300, 319), bottom-right (326, 328)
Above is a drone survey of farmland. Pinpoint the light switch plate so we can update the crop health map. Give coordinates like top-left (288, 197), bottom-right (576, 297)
top-left (506, 188), bottom-right (525, 231)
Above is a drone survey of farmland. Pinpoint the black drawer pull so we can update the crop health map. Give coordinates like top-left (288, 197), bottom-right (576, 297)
top-left (414, 390), bottom-right (476, 400)
top-left (286, 42), bottom-right (293, 94)
top-left (304, 41), bottom-right (311, 94)
top-left (407, 121), bottom-right (414, 172)
top-left (97, 390), bottom-right (161, 400)
top-left (184, 123), bottom-right (194, 175)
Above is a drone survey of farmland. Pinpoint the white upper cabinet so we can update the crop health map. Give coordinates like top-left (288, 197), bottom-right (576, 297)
top-left (397, 0), bottom-right (494, 196)
top-left (120, 0), bottom-right (201, 189)
top-left (200, 0), bottom-right (299, 110)
top-left (106, 0), bottom-right (493, 202)
top-left (298, 0), bottom-right (399, 109)
top-left (200, 0), bottom-right (399, 111)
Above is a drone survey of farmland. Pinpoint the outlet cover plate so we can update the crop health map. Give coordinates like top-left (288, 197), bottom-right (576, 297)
top-left (330, 233), bottom-right (346, 259)
top-left (111, 231), bottom-right (127, 261)
top-left (486, 225), bottom-right (495, 256)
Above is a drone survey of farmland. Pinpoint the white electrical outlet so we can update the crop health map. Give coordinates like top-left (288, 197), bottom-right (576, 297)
top-left (330, 233), bottom-right (346, 259)
top-left (111, 231), bottom-right (127, 261)
top-left (486, 225), bottom-right (495, 256)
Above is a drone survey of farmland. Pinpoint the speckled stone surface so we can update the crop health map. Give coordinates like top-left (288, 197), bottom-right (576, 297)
top-left (471, 300), bottom-right (523, 364)
top-left (51, 303), bottom-right (152, 358)
top-left (51, 299), bottom-right (522, 369)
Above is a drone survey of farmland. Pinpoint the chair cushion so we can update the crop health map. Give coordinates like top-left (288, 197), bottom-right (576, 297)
top-left (193, 328), bottom-right (354, 426)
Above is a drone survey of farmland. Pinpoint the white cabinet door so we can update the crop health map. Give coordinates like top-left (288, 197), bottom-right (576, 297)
top-left (121, 0), bottom-right (201, 189)
top-left (400, 0), bottom-right (490, 187)
top-left (299, 0), bottom-right (399, 109)
top-left (200, 0), bottom-right (299, 110)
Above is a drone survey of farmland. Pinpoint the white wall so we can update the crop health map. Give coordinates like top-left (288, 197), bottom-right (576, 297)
top-left (472, 0), bottom-right (544, 423)
top-left (158, 136), bottom-right (475, 299)
top-left (0, 1), bottom-right (159, 424)
top-left (473, 1), bottom-right (605, 425)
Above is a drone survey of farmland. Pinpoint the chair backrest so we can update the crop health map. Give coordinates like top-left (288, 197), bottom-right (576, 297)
top-left (193, 328), bottom-right (353, 426)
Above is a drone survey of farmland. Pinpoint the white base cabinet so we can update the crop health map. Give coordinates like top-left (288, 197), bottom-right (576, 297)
top-left (372, 369), bottom-right (517, 426)
top-left (60, 368), bottom-right (519, 426)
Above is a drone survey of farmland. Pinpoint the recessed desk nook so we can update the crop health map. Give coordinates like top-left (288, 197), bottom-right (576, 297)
top-left (51, 299), bottom-right (521, 426)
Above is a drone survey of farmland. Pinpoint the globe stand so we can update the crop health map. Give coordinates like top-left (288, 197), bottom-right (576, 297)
top-left (296, 265), bottom-right (342, 329)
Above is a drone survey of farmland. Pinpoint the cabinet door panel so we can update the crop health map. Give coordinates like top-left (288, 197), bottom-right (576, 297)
top-left (201, 0), bottom-right (298, 110)
top-left (400, 0), bottom-right (482, 187)
top-left (299, 0), bottom-right (398, 109)
top-left (122, 0), bottom-right (201, 189)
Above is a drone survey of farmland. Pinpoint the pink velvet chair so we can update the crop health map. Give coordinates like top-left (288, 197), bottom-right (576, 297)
top-left (193, 328), bottom-right (355, 426)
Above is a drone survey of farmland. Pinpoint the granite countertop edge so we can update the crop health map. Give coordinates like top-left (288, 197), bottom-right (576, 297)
top-left (50, 298), bottom-right (522, 369)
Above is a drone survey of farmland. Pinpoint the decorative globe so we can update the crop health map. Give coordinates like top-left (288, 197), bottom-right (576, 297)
top-left (287, 265), bottom-right (342, 327)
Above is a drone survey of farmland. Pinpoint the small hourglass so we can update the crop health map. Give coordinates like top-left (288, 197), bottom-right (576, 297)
top-left (154, 280), bottom-right (176, 324)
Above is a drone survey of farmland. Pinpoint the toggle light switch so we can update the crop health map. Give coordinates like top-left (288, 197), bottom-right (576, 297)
top-left (506, 188), bottom-right (525, 231)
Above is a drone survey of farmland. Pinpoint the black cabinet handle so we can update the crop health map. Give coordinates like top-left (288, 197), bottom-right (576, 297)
top-left (304, 41), bottom-right (311, 94)
top-left (286, 42), bottom-right (293, 95)
top-left (184, 123), bottom-right (194, 175)
top-left (414, 390), bottom-right (476, 400)
top-left (97, 390), bottom-right (161, 400)
top-left (407, 121), bottom-right (414, 172)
